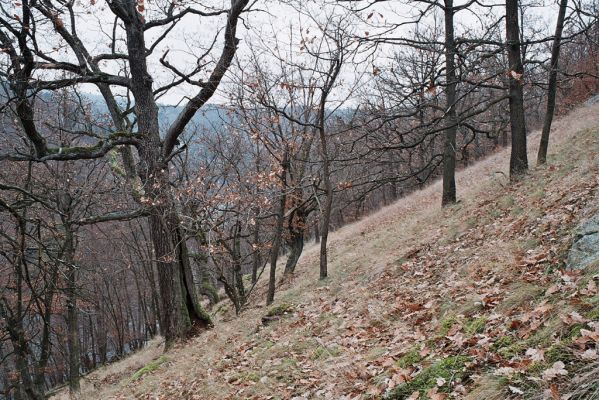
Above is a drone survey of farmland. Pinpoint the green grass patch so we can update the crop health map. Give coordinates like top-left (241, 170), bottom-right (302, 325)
top-left (498, 340), bottom-right (527, 360)
top-left (385, 356), bottom-right (471, 399)
top-left (396, 348), bottom-right (422, 368)
top-left (545, 343), bottom-right (574, 364)
top-left (464, 316), bottom-right (488, 335)
top-left (438, 315), bottom-right (459, 337)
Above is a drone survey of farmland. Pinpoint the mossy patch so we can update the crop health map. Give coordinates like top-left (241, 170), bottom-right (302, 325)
top-left (587, 307), bottom-right (599, 321)
top-left (130, 355), bottom-right (168, 381)
top-left (545, 343), bottom-right (574, 364)
top-left (526, 361), bottom-right (549, 376)
top-left (498, 340), bottom-right (527, 359)
top-left (385, 356), bottom-right (471, 399)
top-left (491, 335), bottom-right (515, 351)
top-left (498, 194), bottom-right (515, 209)
top-left (464, 316), bottom-right (487, 335)
top-left (396, 348), bottom-right (422, 368)
top-left (266, 303), bottom-right (294, 317)
top-left (310, 344), bottom-right (342, 360)
top-left (439, 315), bottom-right (459, 337)
top-left (232, 371), bottom-right (261, 383)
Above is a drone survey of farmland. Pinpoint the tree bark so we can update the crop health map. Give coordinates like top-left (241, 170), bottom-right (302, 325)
top-left (251, 209), bottom-right (261, 284)
top-left (64, 225), bottom-right (80, 394)
top-left (537, 0), bottom-right (568, 165)
top-left (123, 15), bottom-right (211, 345)
top-left (267, 150), bottom-right (289, 305)
top-left (442, 0), bottom-right (458, 206)
top-left (284, 227), bottom-right (304, 276)
top-left (506, 0), bottom-right (529, 179)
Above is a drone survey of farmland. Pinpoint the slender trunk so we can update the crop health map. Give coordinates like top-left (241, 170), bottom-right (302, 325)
top-left (506, 0), bottom-right (529, 179)
top-left (33, 262), bottom-right (58, 394)
top-left (314, 223), bottom-right (320, 244)
top-left (251, 209), bottom-right (261, 284)
top-left (537, 0), bottom-right (568, 165)
top-left (64, 225), bottom-right (80, 394)
top-left (318, 115), bottom-right (333, 280)
top-left (442, 0), bottom-right (458, 206)
top-left (267, 151), bottom-right (289, 305)
top-left (232, 222), bottom-right (246, 311)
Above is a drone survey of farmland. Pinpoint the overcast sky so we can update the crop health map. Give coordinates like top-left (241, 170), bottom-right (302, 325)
top-left (34, 0), bottom-right (565, 106)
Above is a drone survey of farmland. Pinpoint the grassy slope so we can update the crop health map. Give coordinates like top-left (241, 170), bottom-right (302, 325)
top-left (52, 104), bottom-right (599, 400)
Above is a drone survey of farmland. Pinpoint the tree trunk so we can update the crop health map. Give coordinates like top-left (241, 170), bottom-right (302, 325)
top-left (124, 17), bottom-right (210, 345)
top-left (506, 0), bottom-right (529, 179)
top-left (64, 225), bottom-right (80, 394)
top-left (267, 151), bottom-right (289, 305)
top-left (442, 0), bottom-right (458, 206)
top-left (251, 210), bottom-right (261, 284)
top-left (537, 0), bottom-right (568, 165)
top-left (318, 117), bottom-right (333, 280)
top-left (284, 229), bottom-right (304, 276)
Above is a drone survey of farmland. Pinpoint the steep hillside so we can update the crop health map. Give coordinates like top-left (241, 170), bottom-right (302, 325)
top-left (52, 104), bottom-right (599, 400)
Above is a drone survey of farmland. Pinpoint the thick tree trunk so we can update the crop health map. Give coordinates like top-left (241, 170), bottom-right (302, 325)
top-left (146, 202), bottom-right (211, 344)
top-left (506, 0), bottom-right (529, 179)
top-left (442, 0), bottom-right (458, 206)
top-left (284, 230), bottom-right (304, 276)
top-left (124, 16), bottom-right (211, 345)
top-left (537, 0), bottom-right (568, 165)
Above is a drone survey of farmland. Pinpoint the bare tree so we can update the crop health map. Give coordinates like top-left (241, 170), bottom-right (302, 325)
top-left (0, 0), bottom-right (251, 344)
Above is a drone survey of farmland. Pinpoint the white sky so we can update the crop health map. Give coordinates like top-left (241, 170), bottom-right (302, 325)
top-left (8, 0), bottom-right (567, 105)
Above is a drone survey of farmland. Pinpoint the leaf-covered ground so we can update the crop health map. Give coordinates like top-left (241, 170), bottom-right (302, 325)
top-left (52, 104), bottom-right (599, 400)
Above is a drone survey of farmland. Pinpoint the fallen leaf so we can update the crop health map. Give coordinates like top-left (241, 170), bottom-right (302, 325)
top-left (542, 361), bottom-right (568, 380)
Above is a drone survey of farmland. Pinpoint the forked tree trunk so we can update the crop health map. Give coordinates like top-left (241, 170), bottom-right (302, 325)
top-left (442, 0), bottom-right (458, 206)
top-left (505, 0), bottom-right (529, 179)
top-left (125, 17), bottom-right (211, 345)
top-left (537, 0), bottom-right (568, 165)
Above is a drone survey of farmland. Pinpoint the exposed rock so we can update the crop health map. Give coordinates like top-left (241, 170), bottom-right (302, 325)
top-left (567, 213), bottom-right (599, 270)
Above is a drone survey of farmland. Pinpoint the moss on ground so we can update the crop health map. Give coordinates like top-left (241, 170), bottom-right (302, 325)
top-left (266, 303), bottom-right (294, 317)
top-left (396, 348), bottom-right (422, 368)
top-left (131, 355), bottom-right (168, 381)
top-left (385, 356), bottom-right (471, 399)
top-left (587, 307), bottom-right (599, 321)
top-left (439, 315), bottom-right (459, 337)
top-left (498, 340), bottom-right (527, 360)
top-left (545, 343), bottom-right (575, 364)
top-left (491, 335), bottom-right (515, 351)
top-left (310, 344), bottom-right (342, 360)
top-left (464, 316), bottom-right (488, 335)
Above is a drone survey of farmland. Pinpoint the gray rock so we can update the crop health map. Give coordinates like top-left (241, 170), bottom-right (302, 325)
top-left (567, 213), bottom-right (599, 270)
top-left (585, 94), bottom-right (599, 107)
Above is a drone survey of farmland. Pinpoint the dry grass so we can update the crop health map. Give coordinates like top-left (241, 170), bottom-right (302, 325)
top-left (51, 103), bottom-right (599, 399)
top-left (49, 338), bottom-right (164, 400)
